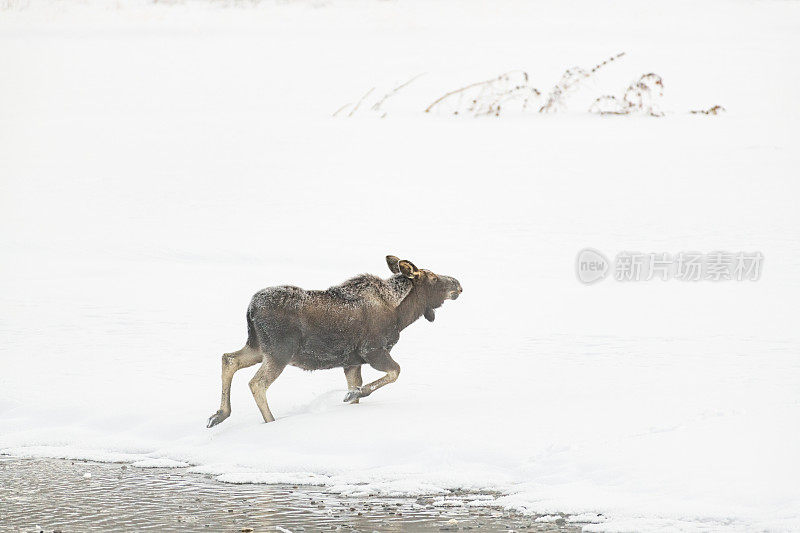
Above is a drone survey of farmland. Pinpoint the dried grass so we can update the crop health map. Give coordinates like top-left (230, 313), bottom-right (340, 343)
top-left (589, 73), bottom-right (665, 117)
top-left (336, 53), bottom-right (723, 119)
top-left (424, 71), bottom-right (540, 117)
top-left (690, 105), bottom-right (726, 115)
top-left (333, 74), bottom-right (424, 118)
top-left (423, 52), bottom-right (625, 117)
top-left (538, 52), bottom-right (625, 113)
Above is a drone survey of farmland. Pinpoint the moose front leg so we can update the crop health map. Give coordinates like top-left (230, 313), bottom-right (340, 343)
top-left (343, 351), bottom-right (400, 403)
top-left (344, 365), bottom-right (363, 404)
top-left (249, 355), bottom-right (287, 423)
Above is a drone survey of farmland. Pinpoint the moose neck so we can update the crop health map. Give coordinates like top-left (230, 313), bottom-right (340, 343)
top-left (395, 283), bottom-right (427, 331)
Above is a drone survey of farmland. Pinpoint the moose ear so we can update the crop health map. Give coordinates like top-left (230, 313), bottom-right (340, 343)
top-left (386, 255), bottom-right (401, 274)
top-left (398, 259), bottom-right (420, 279)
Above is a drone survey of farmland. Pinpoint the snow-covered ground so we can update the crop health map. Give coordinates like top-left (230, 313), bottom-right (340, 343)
top-left (1, 1), bottom-right (799, 530)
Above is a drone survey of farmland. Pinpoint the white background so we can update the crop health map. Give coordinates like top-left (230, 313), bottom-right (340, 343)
top-left (1, 1), bottom-right (799, 530)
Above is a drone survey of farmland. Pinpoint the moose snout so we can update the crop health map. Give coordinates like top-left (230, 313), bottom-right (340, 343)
top-left (448, 280), bottom-right (463, 300)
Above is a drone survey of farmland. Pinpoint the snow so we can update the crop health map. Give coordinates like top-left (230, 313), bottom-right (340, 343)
top-left (131, 458), bottom-right (190, 468)
top-left (0, 446), bottom-right (149, 464)
top-left (1, 0), bottom-right (799, 531)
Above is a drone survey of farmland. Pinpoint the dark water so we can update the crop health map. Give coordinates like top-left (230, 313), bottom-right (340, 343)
top-left (0, 456), bottom-right (584, 532)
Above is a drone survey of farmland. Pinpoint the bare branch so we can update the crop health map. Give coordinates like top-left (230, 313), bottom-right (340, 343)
top-left (372, 73), bottom-right (426, 114)
top-left (347, 87), bottom-right (375, 117)
top-left (332, 103), bottom-right (352, 118)
top-left (589, 72), bottom-right (664, 116)
top-left (425, 71), bottom-right (539, 117)
top-left (540, 52), bottom-right (625, 113)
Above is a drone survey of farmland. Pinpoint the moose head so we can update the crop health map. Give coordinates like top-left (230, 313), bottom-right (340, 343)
top-left (385, 255), bottom-right (462, 322)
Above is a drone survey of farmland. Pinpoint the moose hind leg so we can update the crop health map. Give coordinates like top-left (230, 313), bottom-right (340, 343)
top-left (343, 351), bottom-right (399, 403)
top-left (249, 355), bottom-right (287, 423)
top-left (207, 346), bottom-right (262, 428)
top-left (344, 365), bottom-right (363, 404)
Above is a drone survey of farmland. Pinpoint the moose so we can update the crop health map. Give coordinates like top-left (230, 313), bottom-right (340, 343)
top-left (207, 255), bottom-right (463, 427)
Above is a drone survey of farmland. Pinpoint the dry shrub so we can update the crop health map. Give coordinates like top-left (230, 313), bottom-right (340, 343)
top-left (423, 52), bottom-right (625, 117)
top-left (690, 105), bottom-right (726, 115)
top-left (337, 53), bottom-right (723, 119)
top-left (589, 73), bottom-right (665, 117)
top-left (424, 71), bottom-right (540, 117)
top-left (333, 74), bottom-right (424, 118)
top-left (538, 52), bottom-right (625, 113)
top-left (371, 74), bottom-right (426, 117)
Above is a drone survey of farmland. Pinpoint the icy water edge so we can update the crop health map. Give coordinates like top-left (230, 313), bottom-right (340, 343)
top-left (0, 456), bottom-right (587, 532)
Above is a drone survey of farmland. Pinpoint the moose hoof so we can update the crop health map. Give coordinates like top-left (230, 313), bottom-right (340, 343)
top-left (206, 410), bottom-right (230, 428)
top-left (343, 388), bottom-right (362, 403)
